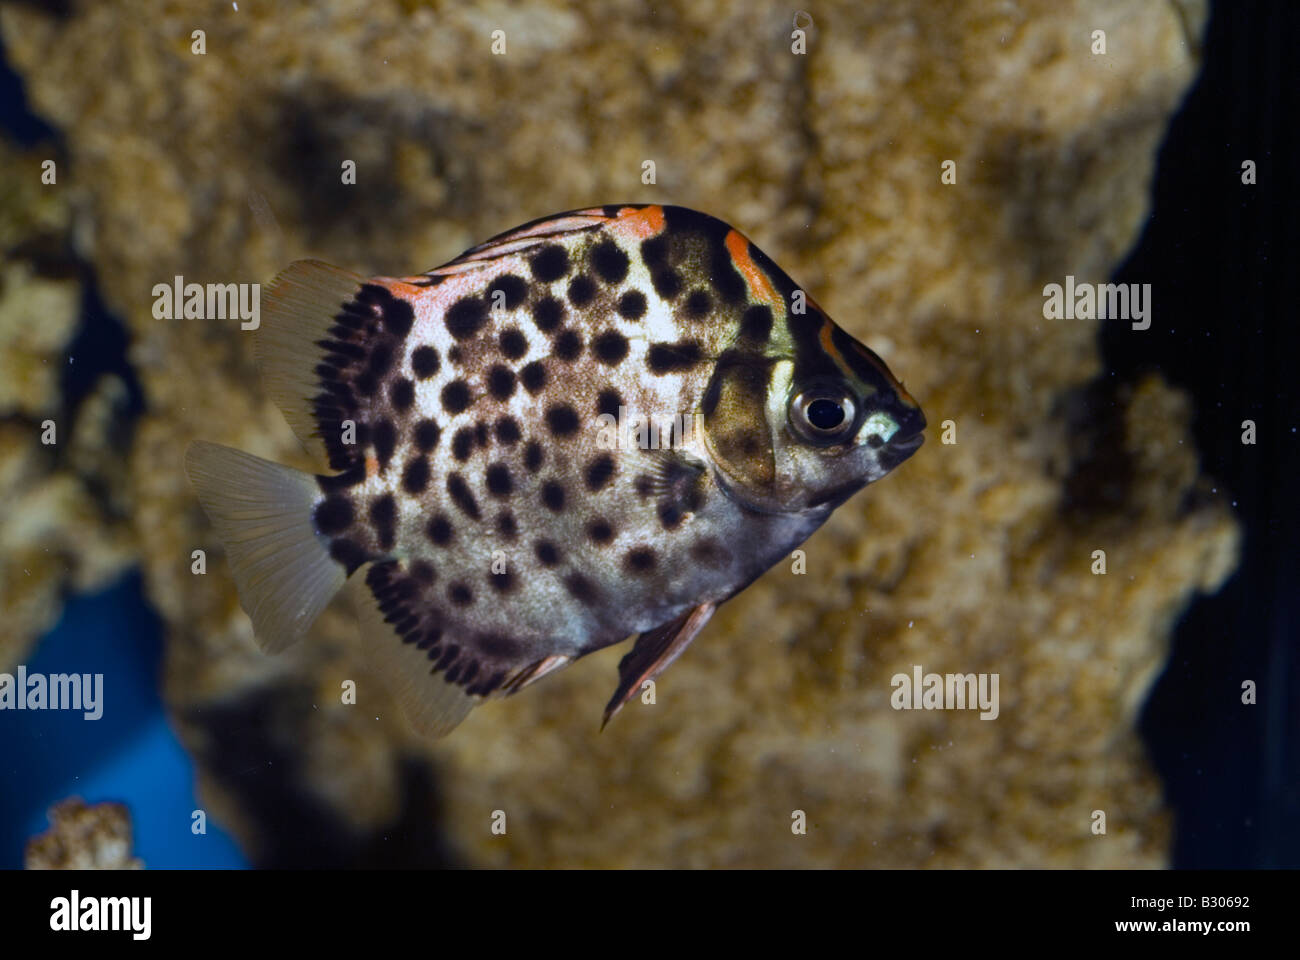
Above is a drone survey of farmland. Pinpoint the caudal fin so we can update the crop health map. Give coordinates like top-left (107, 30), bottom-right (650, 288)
top-left (185, 440), bottom-right (345, 652)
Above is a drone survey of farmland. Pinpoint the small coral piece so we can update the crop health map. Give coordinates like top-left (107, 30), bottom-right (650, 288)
top-left (25, 798), bottom-right (144, 870)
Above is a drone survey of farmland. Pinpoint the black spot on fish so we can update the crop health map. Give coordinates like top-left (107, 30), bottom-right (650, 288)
top-left (641, 234), bottom-right (668, 267)
top-left (488, 274), bottom-right (528, 310)
top-left (499, 328), bottom-right (528, 360)
top-left (546, 404), bottom-right (580, 436)
top-left (534, 540), bottom-right (560, 566)
top-left (554, 329), bottom-right (583, 361)
top-left (414, 418), bottom-right (440, 451)
top-left (412, 345), bottom-right (440, 378)
top-left (402, 457), bottom-right (429, 494)
top-left (355, 370), bottom-right (378, 397)
top-left (684, 289), bottom-right (711, 318)
top-left (329, 537), bottom-right (367, 574)
top-left (647, 340), bottom-right (704, 374)
top-left (740, 304), bottom-right (773, 344)
top-left (452, 427), bottom-right (474, 462)
top-left (617, 290), bottom-right (647, 320)
top-left (530, 244), bottom-right (570, 282)
top-left (593, 330), bottom-right (629, 365)
top-left (369, 494), bottom-right (396, 550)
top-left (373, 419), bottom-right (397, 469)
top-left (382, 296), bottom-right (414, 338)
top-left (475, 420), bottom-right (489, 447)
top-left (442, 379), bottom-right (472, 414)
top-left (597, 388), bottom-right (623, 418)
top-left (368, 342), bottom-right (395, 377)
top-left (427, 512), bottom-right (454, 546)
top-left (567, 275), bottom-right (596, 306)
top-left (486, 463), bottom-right (513, 498)
top-left (541, 480), bottom-right (566, 512)
top-left (446, 296), bottom-right (488, 340)
top-left (658, 502), bottom-right (684, 530)
top-left (710, 242), bottom-right (746, 304)
top-left (357, 284), bottom-right (388, 306)
top-left (390, 377), bottom-right (415, 411)
top-left (495, 416), bottom-right (521, 445)
top-left (449, 582), bottom-right (474, 606)
top-left (314, 496), bottom-right (354, 535)
top-left (564, 572), bottom-right (599, 605)
top-left (488, 364), bottom-right (516, 400)
top-left (495, 511), bottom-right (517, 539)
top-left (532, 296), bottom-right (563, 334)
top-left (447, 473), bottom-right (480, 519)
top-left (651, 267), bottom-right (681, 300)
top-left (524, 441), bottom-right (544, 472)
top-left (591, 240), bottom-right (629, 285)
top-left (489, 568), bottom-right (517, 593)
top-left (520, 361), bottom-right (547, 394)
top-left (585, 454), bottom-right (615, 491)
top-left (623, 547), bottom-right (657, 574)
top-left (410, 560), bottom-right (436, 583)
top-left (690, 538), bottom-right (731, 569)
top-left (587, 518), bottom-right (614, 544)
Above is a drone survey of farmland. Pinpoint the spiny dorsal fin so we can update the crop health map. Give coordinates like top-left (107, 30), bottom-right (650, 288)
top-left (185, 441), bottom-right (345, 652)
top-left (257, 260), bottom-right (367, 471)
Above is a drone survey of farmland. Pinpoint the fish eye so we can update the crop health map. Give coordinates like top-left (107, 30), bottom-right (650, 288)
top-left (790, 388), bottom-right (857, 445)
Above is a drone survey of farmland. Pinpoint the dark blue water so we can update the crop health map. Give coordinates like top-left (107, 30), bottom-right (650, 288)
top-left (0, 573), bottom-right (247, 868)
top-left (0, 33), bottom-right (244, 869)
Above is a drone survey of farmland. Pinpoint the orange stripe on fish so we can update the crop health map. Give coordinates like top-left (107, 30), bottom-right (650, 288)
top-left (614, 204), bottom-right (666, 239)
top-left (725, 229), bottom-right (779, 306)
top-left (376, 278), bottom-right (429, 301)
top-left (818, 318), bottom-right (857, 383)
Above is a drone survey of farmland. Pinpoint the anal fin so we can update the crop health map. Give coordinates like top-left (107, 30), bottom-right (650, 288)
top-left (601, 602), bottom-right (716, 730)
top-left (346, 563), bottom-right (477, 739)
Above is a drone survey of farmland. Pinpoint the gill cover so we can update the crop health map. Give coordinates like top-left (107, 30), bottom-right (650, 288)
top-left (700, 354), bottom-right (776, 493)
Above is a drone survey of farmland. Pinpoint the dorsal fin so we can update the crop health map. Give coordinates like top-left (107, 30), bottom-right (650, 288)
top-left (404, 211), bottom-right (609, 287)
top-left (256, 260), bottom-right (368, 470)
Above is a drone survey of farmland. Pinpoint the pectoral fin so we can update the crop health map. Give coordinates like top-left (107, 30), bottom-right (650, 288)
top-left (601, 602), bottom-right (717, 730)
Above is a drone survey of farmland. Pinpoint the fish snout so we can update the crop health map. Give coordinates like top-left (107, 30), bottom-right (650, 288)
top-left (879, 407), bottom-right (926, 470)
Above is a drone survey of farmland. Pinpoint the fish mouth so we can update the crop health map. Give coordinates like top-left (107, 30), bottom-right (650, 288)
top-left (878, 424), bottom-right (925, 471)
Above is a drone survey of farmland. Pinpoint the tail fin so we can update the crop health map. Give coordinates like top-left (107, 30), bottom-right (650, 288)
top-left (185, 440), bottom-right (345, 652)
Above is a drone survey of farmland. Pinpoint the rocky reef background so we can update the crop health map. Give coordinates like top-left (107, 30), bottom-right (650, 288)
top-left (0, 0), bottom-right (1238, 867)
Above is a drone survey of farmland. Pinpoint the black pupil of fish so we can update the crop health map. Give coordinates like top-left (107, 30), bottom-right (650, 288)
top-left (806, 397), bottom-right (846, 431)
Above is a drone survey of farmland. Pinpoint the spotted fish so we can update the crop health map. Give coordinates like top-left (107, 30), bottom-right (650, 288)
top-left (186, 204), bottom-right (925, 737)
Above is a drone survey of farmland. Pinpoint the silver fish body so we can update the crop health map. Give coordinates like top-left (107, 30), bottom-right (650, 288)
top-left (187, 204), bottom-right (925, 736)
